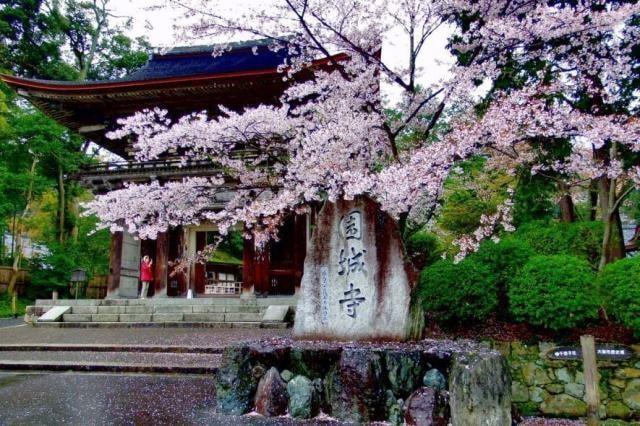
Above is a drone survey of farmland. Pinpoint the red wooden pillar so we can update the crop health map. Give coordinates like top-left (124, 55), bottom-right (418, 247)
top-left (107, 231), bottom-right (123, 298)
top-left (154, 231), bottom-right (168, 297)
top-left (242, 235), bottom-right (255, 297)
top-left (194, 231), bottom-right (206, 295)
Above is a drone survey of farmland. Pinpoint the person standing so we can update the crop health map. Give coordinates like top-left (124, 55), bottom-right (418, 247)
top-left (140, 255), bottom-right (153, 299)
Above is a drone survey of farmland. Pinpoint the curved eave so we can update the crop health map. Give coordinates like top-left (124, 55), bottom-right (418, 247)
top-left (0, 52), bottom-right (348, 96)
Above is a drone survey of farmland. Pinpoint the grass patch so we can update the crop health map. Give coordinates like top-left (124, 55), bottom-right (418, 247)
top-left (0, 294), bottom-right (32, 318)
top-left (209, 249), bottom-right (243, 265)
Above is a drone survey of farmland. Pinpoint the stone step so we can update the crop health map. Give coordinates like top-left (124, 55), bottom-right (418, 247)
top-left (69, 305), bottom-right (262, 315)
top-left (37, 298), bottom-right (263, 307)
top-left (36, 321), bottom-right (288, 329)
top-left (63, 312), bottom-right (264, 323)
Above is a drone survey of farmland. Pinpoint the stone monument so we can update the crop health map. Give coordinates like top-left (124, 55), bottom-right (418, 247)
top-left (294, 197), bottom-right (414, 341)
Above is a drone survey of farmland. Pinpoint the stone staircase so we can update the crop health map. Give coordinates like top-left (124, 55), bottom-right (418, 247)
top-left (26, 298), bottom-right (294, 328)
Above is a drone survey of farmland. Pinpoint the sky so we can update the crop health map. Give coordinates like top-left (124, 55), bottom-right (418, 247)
top-left (110, 0), bottom-right (455, 104)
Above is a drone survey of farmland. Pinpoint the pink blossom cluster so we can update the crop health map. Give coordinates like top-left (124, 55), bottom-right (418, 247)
top-left (85, 0), bottom-right (639, 255)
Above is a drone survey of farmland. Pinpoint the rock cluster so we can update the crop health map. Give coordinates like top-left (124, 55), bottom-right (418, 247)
top-left (214, 338), bottom-right (511, 424)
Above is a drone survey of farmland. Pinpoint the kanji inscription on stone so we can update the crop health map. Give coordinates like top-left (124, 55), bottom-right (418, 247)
top-left (340, 210), bottom-right (362, 240)
top-left (338, 283), bottom-right (366, 318)
top-left (320, 266), bottom-right (330, 325)
top-left (338, 247), bottom-right (367, 276)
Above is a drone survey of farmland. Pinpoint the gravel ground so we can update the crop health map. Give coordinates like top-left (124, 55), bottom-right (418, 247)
top-left (0, 326), bottom-right (291, 346)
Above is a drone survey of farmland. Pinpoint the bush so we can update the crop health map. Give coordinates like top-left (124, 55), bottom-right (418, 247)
top-left (509, 255), bottom-right (599, 330)
top-left (514, 220), bottom-right (603, 267)
top-left (406, 231), bottom-right (442, 269)
top-left (0, 294), bottom-right (30, 318)
top-left (471, 238), bottom-right (534, 314)
top-left (419, 258), bottom-right (498, 323)
top-left (597, 256), bottom-right (640, 336)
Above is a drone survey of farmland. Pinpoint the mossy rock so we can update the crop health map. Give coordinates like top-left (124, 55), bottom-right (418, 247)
top-left (540, 394), bottom-right (587, 417)
top-left (606, 400), bottom-right (632, 419)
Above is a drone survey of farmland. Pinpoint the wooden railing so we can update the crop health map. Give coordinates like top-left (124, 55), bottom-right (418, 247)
top-left (77, 158), bottom-right (220, 176)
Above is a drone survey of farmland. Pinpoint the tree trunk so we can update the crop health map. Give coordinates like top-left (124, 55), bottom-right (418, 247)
top-left (558, 182), bottom-right (576, 223)
top-left (8, 158), bottom-right (38, 295)
top-left (598, 177), bottom-right (625, 270)
top-left (58, 162), bottom-right (66, 244)
top-left (589, 180), bottom-right (598, 222)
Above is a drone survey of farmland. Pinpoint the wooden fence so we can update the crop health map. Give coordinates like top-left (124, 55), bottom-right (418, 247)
top-left (85, 275), bottom-right (108, 299)
top-left (0, 267), bottom-right (30, 296)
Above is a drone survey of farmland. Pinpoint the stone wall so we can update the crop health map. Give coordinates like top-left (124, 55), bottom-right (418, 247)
top-left (215, 338), bottom-right (512, 425)
top-left (493, 341), bottom-right (640, 420)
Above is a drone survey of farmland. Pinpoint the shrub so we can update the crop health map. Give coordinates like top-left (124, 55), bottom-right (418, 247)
top-left (419, 258), bottom-right (498, 323)
top-left (509, 255), bottom-right (599, 330)
top-left (406, 231), bottom-right (443, 269)
top-left (597, 256), bottom-right (640, 336)
top-left (514, 220), bottom-right (603, 267)
top-left (471, 238), bottom-right (534, 314)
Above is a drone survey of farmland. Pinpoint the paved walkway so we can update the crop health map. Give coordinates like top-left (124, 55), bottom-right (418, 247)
top-left (0, 318), bottom-right (25, 329)
top-left (0, 325), bottom-right (290, 346)
top-left (0, 373), bottom-right (348, 425)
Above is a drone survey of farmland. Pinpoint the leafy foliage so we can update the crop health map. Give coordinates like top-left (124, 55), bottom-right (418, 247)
top-left (470, 238), bottom-right (534, 315)
top-left (509, 255), bottom-right (599, 330)
top-left (597, 256), bottom-right (640, 337)
top-left (28, 216), bottom-right (110, 299)
top-left (514, 220), bottom-right (603, 267)
top-left (405, 230), bottom-right (442, 269)
top-left (419, 258), bottom-right (498, 324)
top-left (438, 157), bottom-right (513, 236)
top-left (0, 293), bottom-right (30, 318)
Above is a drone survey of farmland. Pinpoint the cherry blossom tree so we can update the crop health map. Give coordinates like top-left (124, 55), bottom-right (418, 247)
top-left (84, 0), bottom-right (640, 266)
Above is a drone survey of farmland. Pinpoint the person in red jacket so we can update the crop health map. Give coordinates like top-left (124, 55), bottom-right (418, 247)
top-left (140, 255), bottom-right (153, 299)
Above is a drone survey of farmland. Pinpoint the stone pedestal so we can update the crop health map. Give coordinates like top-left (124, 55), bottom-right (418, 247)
top-left (294, 197), bottom-right (413, 341)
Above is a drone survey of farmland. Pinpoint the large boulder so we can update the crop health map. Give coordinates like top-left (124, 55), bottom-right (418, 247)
top-left (254, 367), bottom-right (288, 417)
top-left (404, 387), bottom-right (443, 426)
top-left (423, 368), bottom-right (447, 391)
top-left (294, 197), bottom-right (414, 341)
top-left (215, 342), bottom-right (291, 415)
top-left (325, 348), bottom-right (387, 422)
top-left (287, 375), bottom-right (319, 419)
top-left (449, 352), bottom-right (512, 426)
top-left (385, 350), bottom-right (425, 398)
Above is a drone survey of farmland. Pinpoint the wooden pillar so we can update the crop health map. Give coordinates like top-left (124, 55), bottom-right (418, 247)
top-left (107, 231), bottom-right (123, 298)
top-left (242, 235), bottom-right (256, 298)
top-left (581, 335), bottom-right (600, 425)
top-left (154, 231), bottom-right (168, 298)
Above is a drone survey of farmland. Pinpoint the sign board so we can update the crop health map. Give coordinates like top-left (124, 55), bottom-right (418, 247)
top-left (547, 344), bottom-right (633, 361)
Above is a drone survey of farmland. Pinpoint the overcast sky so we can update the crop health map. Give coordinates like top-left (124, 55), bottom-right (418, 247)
top-left (110, 0), bottom-right (454, 103)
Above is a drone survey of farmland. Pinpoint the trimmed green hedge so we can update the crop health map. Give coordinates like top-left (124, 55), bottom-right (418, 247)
top-left (509, 255), bottom-right (599, 330)
top-left (419, 258), bottom-right (498, 323)
top-left (597, 256), bottom-right (640, 337)
top-left (514, 221), bottom-right (603, 267)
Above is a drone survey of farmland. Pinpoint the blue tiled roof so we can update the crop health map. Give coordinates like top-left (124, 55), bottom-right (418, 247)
top-left (126, 41), bottom-right (289, 81)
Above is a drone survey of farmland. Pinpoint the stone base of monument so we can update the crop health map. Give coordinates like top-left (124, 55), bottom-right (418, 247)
top-left (214, 338), bottom-right (512, 425)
